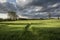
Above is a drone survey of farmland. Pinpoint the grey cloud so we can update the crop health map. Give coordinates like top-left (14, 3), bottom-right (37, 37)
top-left (29, 0), bottom-right (60, 6)
top-left (16, 0), bottom-right (32, 8)
top-left (14, 0), bottom-right (60, 18)
top-left (17, 0), bottom-right (60, 11)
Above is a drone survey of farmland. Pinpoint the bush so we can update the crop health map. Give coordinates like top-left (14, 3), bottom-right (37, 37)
top-left (0, 18), bottom-right (3, 22)
top-left (18, 18), bottom-right (28, 20)
top-left (40, 18), bottom-right (46, 20)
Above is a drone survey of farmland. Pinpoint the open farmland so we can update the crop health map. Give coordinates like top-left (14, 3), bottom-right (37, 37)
top-left (0, 20), bottom-right (60, 40)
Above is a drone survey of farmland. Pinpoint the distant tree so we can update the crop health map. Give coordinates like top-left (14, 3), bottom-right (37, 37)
top-left (57, 15), bottom-right (60, 20)
top-left (48, 12), bottom-right (51, 19)
top-left (8, 11), bottom-right (17, 20)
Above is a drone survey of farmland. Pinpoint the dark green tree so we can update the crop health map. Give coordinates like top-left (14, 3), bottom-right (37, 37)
top-left (57, 15), bottom-right (60, 20)
top-left (48, 12), bottom-right (51, 19)
top-left (8, 11), bottom-right (17, 20)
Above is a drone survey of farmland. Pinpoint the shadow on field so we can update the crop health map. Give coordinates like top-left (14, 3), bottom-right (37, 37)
top-left (0, 25), bottom-right (9, 30)
top-left (31, 27), bottom-right (60, 40)
top-left (0, 24), bottom-right (60, 40)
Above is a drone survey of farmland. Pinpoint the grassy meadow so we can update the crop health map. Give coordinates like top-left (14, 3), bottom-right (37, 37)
top-left (0, 19), bottom-right (60, 40)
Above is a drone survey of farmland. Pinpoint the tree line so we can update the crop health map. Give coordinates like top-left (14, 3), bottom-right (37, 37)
top-left (0, 11), bottom-right (60, 21)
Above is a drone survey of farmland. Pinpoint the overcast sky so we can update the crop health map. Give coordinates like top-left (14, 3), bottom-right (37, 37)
top-left (0, 0), bottom-right (60, 19)
top-left (0, 0), bottom-right (16, 18)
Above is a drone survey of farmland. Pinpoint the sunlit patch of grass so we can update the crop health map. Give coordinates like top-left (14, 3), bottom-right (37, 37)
top-left (1, 19), bottom-right (59, 23)
top-left (8, 25), bottom-right (26, 27)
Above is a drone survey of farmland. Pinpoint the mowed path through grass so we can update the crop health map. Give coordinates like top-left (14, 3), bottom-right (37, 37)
top-left (0, 20), bottom-right (60, 40)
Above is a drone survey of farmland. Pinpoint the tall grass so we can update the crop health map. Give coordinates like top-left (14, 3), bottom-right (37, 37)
top-left (0, 20), bottom-right (60, 40)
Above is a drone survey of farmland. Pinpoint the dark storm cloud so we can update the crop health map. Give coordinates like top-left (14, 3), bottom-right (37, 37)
top-left (29, 0), bottom-right (60, 6)
top-left (17, 0), bottom-right (60, 11)
top-left (29, 0), bottom-right (60, 12)
top-left (16, 0), bottom-right (60, 18)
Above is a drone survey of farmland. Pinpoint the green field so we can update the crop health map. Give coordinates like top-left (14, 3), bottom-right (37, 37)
top-left (0, 20), bottom-right (60, 40)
